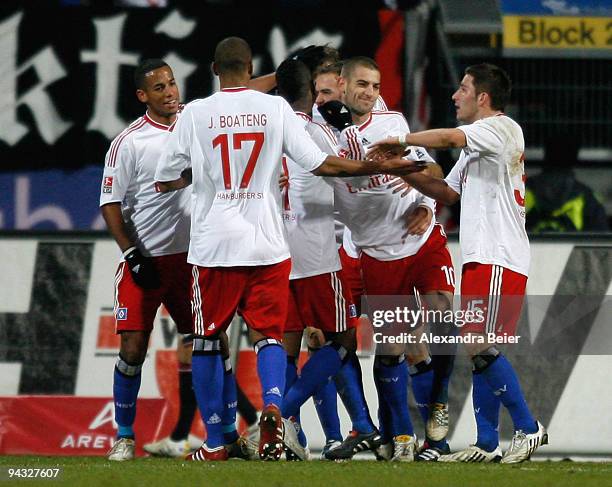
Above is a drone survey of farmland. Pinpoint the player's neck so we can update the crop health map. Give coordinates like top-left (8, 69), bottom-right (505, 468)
top-left (476, 107), bottom-right (503, 121)
top-left (352, 111), bottom-right (370, 126)
top-left (145, 109), bottom-right (176, 127)
top-left (219, 74), bottom-right (251, 90)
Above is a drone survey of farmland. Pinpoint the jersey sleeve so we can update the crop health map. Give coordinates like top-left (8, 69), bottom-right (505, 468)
top-left (281, 100), bottom-right (327, 172)
top-left (99, 135), bottom-right (135, 207)
top-left (400, 116), bottom-right (435, 163)
top-left (155, 107), bottom-right (193, 182)
top-left (444, 156), bottom-right (466, 195)
top-left (307, 122), bottom-right (338, 157)
top-left (457, 118), bottom-right (504, 155)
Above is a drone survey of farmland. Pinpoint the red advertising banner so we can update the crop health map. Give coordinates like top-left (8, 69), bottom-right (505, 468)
top-left (0, 396), bottom-right (165, 456)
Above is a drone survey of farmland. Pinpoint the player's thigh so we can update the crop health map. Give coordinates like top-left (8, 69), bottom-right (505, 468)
top-left (460, 263), bottom-right (526, 337)
top-left (412, 243), bottom-right (456, 299)
top-left (114, 261), bottom-right (162, 333)
top-left (240, 259), bottom-right (291, 341)
top-left (293, 271), bottom-right (358, 334)
top-left (159, 253), bottom-right (193, 334)
top-left (284, 281), bottom-right (306, 335)
top-left (339, 246), bottom-right (366, 314)
top-left (191, 265), bottom-right (245, 337)
top-left (360, 253), bottom-right (412, 295)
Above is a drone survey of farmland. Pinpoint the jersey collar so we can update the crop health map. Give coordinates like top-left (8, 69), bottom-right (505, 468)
top-left (221, 87), bottom-right (249, 92)
top-left (144, 111), bottom-right (173, 131)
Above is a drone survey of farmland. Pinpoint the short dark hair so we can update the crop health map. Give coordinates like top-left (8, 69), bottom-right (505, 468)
top-left (314, 61), bottom-right (343, 79)
top-left (134, 59), bottom-right (168, 89)
top-left (289, 44), bottom-right (340, 74)
top-left (276, 59), bottom-right (312, 105)
top-left (214, 37), bottom-right (252, 75)
top-left (341, 56), bottom-right (379, 79)
top-left (465, 63), bottom-right (512, 111)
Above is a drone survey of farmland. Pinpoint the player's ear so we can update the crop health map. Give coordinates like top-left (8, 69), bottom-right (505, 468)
top-left (477, 91), bottom-right (489, 107)
top-left (338, 76), bottom-right (347, 93)
top-left (247, 61), bottom-right (253, 77)
top-left (136, 89), bottom-right (147, 104)
top-left (211, 62), bottom-right (219, 76)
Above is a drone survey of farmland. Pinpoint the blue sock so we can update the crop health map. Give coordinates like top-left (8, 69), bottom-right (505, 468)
top-left (283, 344), bottom-right (344, 418)
top-left (284, 356), bottom-right (298, 393)
top-left (409, 360), bottom-right (434, 426)
top-left (374, 357), bottom-right (413, 437)
top-left (335, 352), bottom-right (374, 434)
top-left (256, 340), bottom-right (286, 409)
top-left (113, 360), bottom-right (142, 439)
top-left (314, 380), bottom-right (342, 442)
top-left (472, 372), bottom-right (501, 452)
top-left (282, 356), bottom-right (307, 446)
top-left (373, 366), bottom-right (393, 442)
top-left (192, 346), bottom-right (224, 449)
top-left (480, 354), bottom-right (536, 433)
top-left (222, 359), bottom-right (239, 444)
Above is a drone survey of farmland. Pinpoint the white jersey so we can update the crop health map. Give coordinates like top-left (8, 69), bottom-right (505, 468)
top-left (155, 88), bottom-right (327, 267)
top-left (283, 112), bottom-right (341, 279)
top-left (99, 111), bottom-right (191, 257)
top-left (446, 114), bottom-right (530, 276)
top-left (334, 111), bottom-right (437, 261)
top-left (341, 226), bottom-right (361, 258)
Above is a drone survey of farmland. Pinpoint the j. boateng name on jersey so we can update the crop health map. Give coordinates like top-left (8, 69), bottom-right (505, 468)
top-left (208, 113), bottom-right (267, 128)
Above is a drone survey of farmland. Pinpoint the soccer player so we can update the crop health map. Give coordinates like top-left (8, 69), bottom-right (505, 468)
top-left (368, 63), bottom-right (548, 463)
top-left (276, 58), bottom-right (381, 460)
top-left (321, 56), bottom-right (456, 461)
top-left (102, 59), bottom-right (273, 462)
top-left (154, 37), bottom-right (424, 462)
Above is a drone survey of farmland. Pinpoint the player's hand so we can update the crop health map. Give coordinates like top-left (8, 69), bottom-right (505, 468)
top-left (317, 101), bottom-right (353, 132)
top-left (305, 326), bottom-right (326, 349)
top-left (375, 158), bottom-right (428, 176)
top-left (366, 137), bottom-right (407, 161)
top-left (124, 247), bottom-right (160, 289)
top-left (403, 206), bottom-right (433, 237)
top-left (279, 174), bottom-right (289, 191)
top-left (387, 177), bottom-right (413, 197)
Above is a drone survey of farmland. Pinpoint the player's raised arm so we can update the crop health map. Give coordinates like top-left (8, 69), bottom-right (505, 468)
top-left (312, 155), bottom-right (426, 178)
top-left (367, 129), bottom-right (467, 161)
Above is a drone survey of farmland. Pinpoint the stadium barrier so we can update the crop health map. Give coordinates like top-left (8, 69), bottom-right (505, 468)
top-left (0, 233), bottom-right (610, 455)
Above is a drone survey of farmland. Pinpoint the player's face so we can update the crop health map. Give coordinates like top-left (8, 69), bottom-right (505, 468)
top-left (137, 66), bottom-right (180, 121)
top-left (314, 73), bottom-right (342, 106)
top-left (452, 74), bottom-right (479, 123)
top-left (343, 67), bottom-right (380, 116)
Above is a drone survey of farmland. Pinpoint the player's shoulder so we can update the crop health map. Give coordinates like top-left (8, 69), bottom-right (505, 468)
top-left (474, 114), bottom-right (524, 141)
top-left (105, 116), bottom-right (148, 166)
top-left (307, 119), bottom-right (337, 145)
top-left (371, 109), bottom-right (404, 118)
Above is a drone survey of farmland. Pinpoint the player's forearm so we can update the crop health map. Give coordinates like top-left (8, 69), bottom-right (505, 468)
top-left (156, 176), bottom-right (190, 193)
top-left (314, 155), bottom-right (425, 178)
top-left (101, 203), bottom-right (133, 252)
top-left (248, 72), bottom-right (276, 93)
top-left (403, 129), bottom-right (466, 149)
top-left (402, 173), bottom-right (460, 206)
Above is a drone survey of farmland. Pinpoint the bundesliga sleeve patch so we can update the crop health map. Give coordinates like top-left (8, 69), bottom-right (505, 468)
top-left (116, 307), bottom-right (128, 320)
top-left (349, 304), bottom-right (358, 318)
top-left (103, 176), bottom-right (113, 194)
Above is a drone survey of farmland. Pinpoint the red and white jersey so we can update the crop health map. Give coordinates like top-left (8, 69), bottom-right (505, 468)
top-left (155, 88), bottom-right (327, 267)
top-left (334, 110), bottom-right (437, 261)
top-left (446, 114), bottom-right (530, 276)
top-left (282, 112), bottom-right (340, 279)
top-left (99, 111), bottom-right (191, 257)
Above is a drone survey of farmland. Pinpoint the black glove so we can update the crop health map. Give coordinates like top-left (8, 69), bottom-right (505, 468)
top-left (124, 247), bottom-right (160, 290)
top-left (317, 101), bottom-right (353, 132)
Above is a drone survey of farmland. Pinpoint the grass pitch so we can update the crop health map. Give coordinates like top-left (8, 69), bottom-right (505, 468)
top-left (0, 456), bottom-right (610, 487)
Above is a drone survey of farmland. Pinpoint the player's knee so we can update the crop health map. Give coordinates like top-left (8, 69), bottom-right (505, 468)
top-left (471, 346), bottom-right (500, 373)
top-left (253, 337), bottom-right (283, 355)
top-left (119, 331), bottom-right (149, 364)
top-left (333, 328), bottom-right (357, 353)
top-left (192, 335), bottom-right (223, 356)
top-left (115, 355), bottom-right (143, 377)
top-left (375, 354), bottom-right (405, 368)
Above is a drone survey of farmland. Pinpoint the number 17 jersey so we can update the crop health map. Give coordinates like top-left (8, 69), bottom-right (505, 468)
top-left (155, 88), bottom-right (328, 267)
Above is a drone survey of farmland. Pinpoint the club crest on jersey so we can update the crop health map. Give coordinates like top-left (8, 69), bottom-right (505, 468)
top-left (103, 176), bottom-right (113, 194)
top-left (349, 304), bottom-right (358, 318)
top-left (116, 307), bottom-right (128, 321)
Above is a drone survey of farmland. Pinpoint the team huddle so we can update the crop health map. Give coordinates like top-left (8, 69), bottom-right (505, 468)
top-left (100, 36), bottom-right (548, 465)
